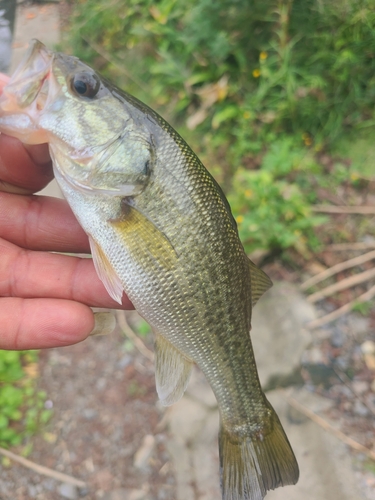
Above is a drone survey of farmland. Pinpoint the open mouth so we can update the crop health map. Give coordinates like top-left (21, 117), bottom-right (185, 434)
top-left (0, 39), bottom-right (53, 112)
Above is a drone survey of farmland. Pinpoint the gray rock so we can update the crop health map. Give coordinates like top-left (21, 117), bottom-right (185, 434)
top-left (58, 483), bottom-right (78, 500)
top-left (251, 282), bottom-right (315, 390)
top-left (330, 328), bottom-right (345, 347)
top-left (82, 408), bottom-right (98, 420)
top-left (103, 489), bottom-right (148, 500)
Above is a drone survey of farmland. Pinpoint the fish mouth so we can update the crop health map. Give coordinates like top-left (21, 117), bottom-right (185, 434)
top-left (2, 39), bottom-right (53, 109)
top-left (0, 39), bottom-right (56, 143)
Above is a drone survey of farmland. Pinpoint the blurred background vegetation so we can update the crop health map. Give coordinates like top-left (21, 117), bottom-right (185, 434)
top-left (64, 0), bottom-right (375, 256)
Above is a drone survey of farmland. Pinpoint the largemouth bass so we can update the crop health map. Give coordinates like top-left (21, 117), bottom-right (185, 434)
top-left (0, 40), bottom-right (298, 500)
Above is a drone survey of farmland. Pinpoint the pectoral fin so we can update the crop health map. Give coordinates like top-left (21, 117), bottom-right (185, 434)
top-left (89, 235), bottom-right (124, 304)
top-left (155, 334), bottom-right (193, 406)
top-left (109, 203), bottom-right (177, 270)
top-left (248, 259), bottom-right (273, 307)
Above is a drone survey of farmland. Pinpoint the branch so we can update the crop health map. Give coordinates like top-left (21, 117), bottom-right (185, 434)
top-left (307, 267), bottom-right (375, 303)
top-left (312, 205), bottom-right (375, 215)
top-left (0, 446), bottom-right (86, 488)
top-left (301, 250), bottom-right (375, 290)
top-left (116, 312), bottom-right (154, 362)
top-left (306, 284), bottom-right (375, 329)
top-left (326, 242), bottom-right (375, 251)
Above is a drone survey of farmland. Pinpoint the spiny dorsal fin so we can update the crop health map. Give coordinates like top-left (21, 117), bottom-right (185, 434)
top-left (248, 259), bottom-right (273, 307)
top-left (89, 235), bottom-right (124, 304)
top-left (155, 334), bottom-right (193, 406)
top-left (109, 203), bottom-right (177, 271)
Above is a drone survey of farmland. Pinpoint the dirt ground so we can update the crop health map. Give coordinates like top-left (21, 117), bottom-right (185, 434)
top-left (0, 314), bottom-right (176, 500)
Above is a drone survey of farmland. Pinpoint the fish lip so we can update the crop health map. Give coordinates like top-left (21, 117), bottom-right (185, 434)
top-left (3, 39), bottom-right (53, 108)
top-left (0, 40), bottom-right (56, 142)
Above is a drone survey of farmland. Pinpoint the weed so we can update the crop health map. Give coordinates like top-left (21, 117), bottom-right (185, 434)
top-left (0, 351), bottom-right (52, 447)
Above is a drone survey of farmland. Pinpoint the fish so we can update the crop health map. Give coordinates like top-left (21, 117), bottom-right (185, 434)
top-left (0, 40), bottom-right (299, 500)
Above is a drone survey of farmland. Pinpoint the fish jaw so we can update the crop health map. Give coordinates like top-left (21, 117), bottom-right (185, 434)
top-left (0, 39), bottom-right (56, 144)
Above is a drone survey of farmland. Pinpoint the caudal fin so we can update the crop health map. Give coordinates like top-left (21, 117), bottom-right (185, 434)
top-left (218, 408), bottom-right (299, 500)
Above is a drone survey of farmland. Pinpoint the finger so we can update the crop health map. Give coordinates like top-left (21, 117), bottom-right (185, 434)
top-left (0, 238), bottom-right (133, 309)
top-left (0, 192), bottom-right (90, 252)
top-left (0, 134), bottom-right (53, 193)
top-left (0, 297), bottom-right (94, 349)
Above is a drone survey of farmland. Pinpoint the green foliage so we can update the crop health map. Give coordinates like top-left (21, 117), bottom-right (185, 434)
top-left (0, 351), bottom-right (51, 447)
top-left (228, 138), bottom-right (326, 253)
top-left (65, 0), bottom-right (374, 254)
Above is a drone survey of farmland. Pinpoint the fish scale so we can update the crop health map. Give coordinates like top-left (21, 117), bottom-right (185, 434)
top-left (0, 39), bottom-right (299, 500)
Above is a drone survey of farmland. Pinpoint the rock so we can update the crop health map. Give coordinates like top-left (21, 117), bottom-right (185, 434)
top-left (167, 394), bottom-right (220, 500)
top-left (330, 328), bottom-right (345, 348)
top-left (265, 388), bottom-right (365, 500)
top-left (353, 400), bottom-right (369, 417)
top-left (58, 483), bottom-right (78, 500)
top-left (82, 408), bottom-right (98, 420)
top-left (103, 489), bottom-right (148, 500)
top-left (133, 434), bottom-right (155, 469)
top-left (352, 380), bottom-right (369, 395)
top-left (185, 367), bottom-right (217, 408)
top-left (251, 282), bottom-right (315, 390)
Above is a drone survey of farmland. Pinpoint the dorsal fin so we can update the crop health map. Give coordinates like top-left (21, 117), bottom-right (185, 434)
top-left (155, 334), bottom-right (193, 406)
top-left (248, 259), bottom-right (273, 307)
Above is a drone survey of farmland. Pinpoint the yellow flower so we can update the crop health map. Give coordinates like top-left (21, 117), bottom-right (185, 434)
top-left (236, 215), bottom-right (244, 224)
top-left (259, 51), bottom-right (268, 60)
top-left (24, 363), bottom-right (39, 379)
top-left (302, 132), bottom-right (312, 146)
top-left (243, 111), bottom-right (251, 119)
top-left (252, 69), bottom-right (261, 78)
top-left (245, 189), bottom-right (252, 199)
top-left (350, 172), bottom-right (359, 181)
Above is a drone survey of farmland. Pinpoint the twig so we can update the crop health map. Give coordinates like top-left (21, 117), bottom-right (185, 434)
top-left (306, 284), bottom-right (375, 329)
top-left (301, 250), bottom-right (375, 290)
top-left (116, 312), bottom-right (155, 362)
top-left (0, 446), bottom-right (86, 488)
top-left (325, 242), bottom-right (375, 251)
top-left (307, 267), bottom-right (375, 303)
top-left (312, 205), bottom-right (375, 215)
top-left (285, 396), bottom-right (375, 461)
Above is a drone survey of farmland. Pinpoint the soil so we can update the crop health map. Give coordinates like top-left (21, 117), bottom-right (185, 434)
top-left (0, 313), bottom-right (175, 500)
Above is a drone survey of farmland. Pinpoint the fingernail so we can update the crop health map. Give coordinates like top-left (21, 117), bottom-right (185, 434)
top-left (24, 143), bottom-right (51, 166)
top-left (90, 312), bottom-right (116, 336)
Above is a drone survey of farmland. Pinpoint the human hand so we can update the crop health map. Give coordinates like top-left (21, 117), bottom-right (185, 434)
top-left (0, 74), bottom-right (132, 350)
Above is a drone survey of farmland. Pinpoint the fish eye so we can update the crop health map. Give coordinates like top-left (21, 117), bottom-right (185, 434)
top-left (71, 72), bottom-right (101, 98)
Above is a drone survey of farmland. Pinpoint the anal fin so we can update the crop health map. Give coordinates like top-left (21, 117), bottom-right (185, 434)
top-left (155, 334), bottom-right (193, 406)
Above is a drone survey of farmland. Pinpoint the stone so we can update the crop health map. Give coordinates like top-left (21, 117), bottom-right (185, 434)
top-left (58, 483), bottom-right (78, 500)
top-left (103, 489), bottom-right (148, 500)
top-left (265, 388), bottom-right (364, 500)
top-left (251, 282), bottom-right (315, 390)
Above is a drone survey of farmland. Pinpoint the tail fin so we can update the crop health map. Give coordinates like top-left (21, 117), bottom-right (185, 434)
top-left (219, 409), bottom-right (299, 500)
